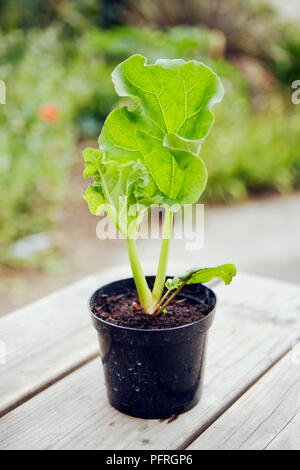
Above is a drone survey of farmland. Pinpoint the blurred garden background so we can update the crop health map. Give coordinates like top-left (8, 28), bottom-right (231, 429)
top-left (0, 0), bottom-right (300, 315)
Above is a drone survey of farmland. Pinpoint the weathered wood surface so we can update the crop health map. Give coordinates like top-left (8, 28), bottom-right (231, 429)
top-left (267, 410), bottom-right (300, 450)
top-left (0, 273), bottom-right (300, 450)
top-left (188, 344), bottom-right (300, 450)
top-left (0, 262), bottom-right (191, 416)
top-left (0, 265), bottom-right (136, 417)
top-left (0, 274), bottom-right (98, 418)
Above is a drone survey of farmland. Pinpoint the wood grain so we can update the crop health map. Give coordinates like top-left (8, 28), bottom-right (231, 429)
top-left (0, 262), bottom-right (194, 415)
top-left (1, 272), bottom-right (300, 449)
top-left (1, 289), bottom-right (300, 449)
top-left (188, 344), bottom-right (300, 450)
top-left (0, 265), bottom-right (138, 416)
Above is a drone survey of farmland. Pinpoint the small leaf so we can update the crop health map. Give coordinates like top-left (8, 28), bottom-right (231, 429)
top-left (82, 148), bottom-right (103, 178)
top-left (165, 277), bottom-right (181, 291)
top-left (186, 264), bottom-right (237, 285)
top-left (83, 184), bottom-right (105, 215)
top-left (166, 264), bottom-right (237, 292)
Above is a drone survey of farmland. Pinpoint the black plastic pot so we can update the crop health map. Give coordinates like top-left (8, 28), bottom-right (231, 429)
top-left (89, 276), bottom-right (216, 419)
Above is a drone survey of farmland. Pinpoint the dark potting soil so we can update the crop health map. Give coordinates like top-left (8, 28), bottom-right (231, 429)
top-left (91, 285), bottom-right (213, 330)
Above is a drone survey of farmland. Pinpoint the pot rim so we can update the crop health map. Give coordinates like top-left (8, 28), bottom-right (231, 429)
top-left (88, 276), bottom-right (217, 334)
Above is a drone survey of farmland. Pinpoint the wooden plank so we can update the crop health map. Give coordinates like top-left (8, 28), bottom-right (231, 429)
top-left (0, 275), bottom-right (97, 417)
top-left (266, 411), bottom-right (300, 450)
top-left (214, 272), bottom-right (300, 329)
top-left (0, 261), bottom-right (196, 416)
top-left (188, 344), bottom-right (300, 450)
top-left (0, 264), bottom-right (139, 417)
top-left (1, 297), bottom-right (300, 450)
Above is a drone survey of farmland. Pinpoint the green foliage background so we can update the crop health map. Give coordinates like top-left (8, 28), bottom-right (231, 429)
top-left (0, 0), bottom-right (300, 263)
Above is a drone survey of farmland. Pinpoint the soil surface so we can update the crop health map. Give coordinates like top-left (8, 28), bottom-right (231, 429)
top-left (91, 286), bottom-right (214, 329)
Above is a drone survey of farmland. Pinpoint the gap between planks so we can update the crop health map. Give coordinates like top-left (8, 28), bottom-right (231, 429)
top-left (1, 272), bottom-right (300, 450)
top-left (1, 297), bottom-right (300, 449)
top-left (0, 268), bottom-right (221, 418)
top-left (0, 352), bottom-right (99, 419)
top-left (181, 342), bottom-right (298, 450)
top-left (187, 343), bottom-right (300, 450)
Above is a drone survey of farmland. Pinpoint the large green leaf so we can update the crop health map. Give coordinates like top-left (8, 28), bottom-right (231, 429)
top-left (83, 55), bottom-right (224, 240)
top-left (99, 54), bottom-right (224, 206)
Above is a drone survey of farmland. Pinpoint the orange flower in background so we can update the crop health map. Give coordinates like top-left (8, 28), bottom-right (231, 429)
top-left (38, 104), bottom-right (60, 123)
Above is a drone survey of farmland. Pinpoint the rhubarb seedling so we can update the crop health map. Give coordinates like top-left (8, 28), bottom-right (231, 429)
top-left (83, 55), bottom-right (236, 314)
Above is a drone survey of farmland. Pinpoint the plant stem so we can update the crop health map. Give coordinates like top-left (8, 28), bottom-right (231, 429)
top-left (152, 209), bottom-right (173, 306)
top-left (152, 282), bottom-right (187, 317)
top-left (126, 238), bottom-right (153, 313)
top-left (156, 288), bottom-right (172, 309)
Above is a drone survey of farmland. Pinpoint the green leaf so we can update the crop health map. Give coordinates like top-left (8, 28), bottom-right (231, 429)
top-left (82, 56), bottom-right (232, 313)
top-left (166, 264), bottom-right (237, 291)
top-left (83, 184), bottom-right (105, 216)
top-left (99, 54), bottom-right (224, 205)
top-left (165, 276), bottom-right (181, 291)
top-left (83, 147), bottom-right (103, 179)
top-left (82, 147), bottom-right (150, 238)
top-left (186, 264), bottom-right (237, 285)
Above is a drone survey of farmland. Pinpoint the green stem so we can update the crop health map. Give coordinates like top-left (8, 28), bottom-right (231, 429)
top-left (152, 282), bottom-right (187, 317)
top-left (126, 238), bottom-right (153, 313)
top-left (152, 209), bottom-right (173, 305)
top-left (156, 288), bottom-right (172, 309)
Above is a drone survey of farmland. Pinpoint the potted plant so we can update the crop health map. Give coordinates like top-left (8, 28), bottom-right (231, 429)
top-left (83, 55), bottom-right (236, 419)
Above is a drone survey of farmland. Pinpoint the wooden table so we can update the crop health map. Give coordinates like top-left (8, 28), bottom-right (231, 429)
top-left (0, 270), bottom-right (300, 450)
